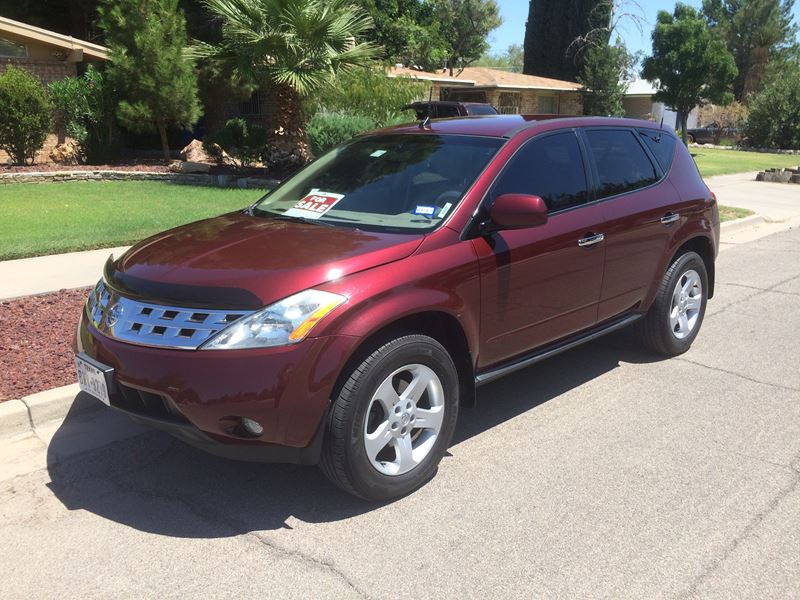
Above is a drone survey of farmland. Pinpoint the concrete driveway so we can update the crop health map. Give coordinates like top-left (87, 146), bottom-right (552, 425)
top-left (2, 227), bottom-right (799, 599)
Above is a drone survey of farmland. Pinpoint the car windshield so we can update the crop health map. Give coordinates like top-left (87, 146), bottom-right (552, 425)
top-left (253, 134), bottom-right (504, 233)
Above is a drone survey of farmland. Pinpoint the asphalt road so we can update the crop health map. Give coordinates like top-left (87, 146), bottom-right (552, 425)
top-left (2, 227), bottom-right (799, 599)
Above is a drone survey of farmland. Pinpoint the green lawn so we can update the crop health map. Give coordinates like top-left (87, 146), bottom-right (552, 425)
top-left (0, 181), bottom-right (266, 260)
top-left (692, 147), bottom-right (799, 178)
top-left (719, 205), bottom-right (754, 222)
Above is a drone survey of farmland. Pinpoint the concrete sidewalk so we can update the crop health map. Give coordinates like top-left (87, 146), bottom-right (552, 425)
top-left (705, 171), bottom-right (800, 222)
top-left (0, 245), bottom-right (129, 300)
top-left (0, 171), bottom-right (797, 301)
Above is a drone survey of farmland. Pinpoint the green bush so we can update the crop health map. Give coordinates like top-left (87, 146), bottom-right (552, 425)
top-left (305, 66), bottom-right (426, 126)
top-left (203, 118), bottom-right (267, 167)
top-left (743, 64), bottom-right (800, 149)
top-left (49, 76), bottom-right (90, 146)
top-left (307, 112), bottom-right (375, 156)
top-left (0, 66), bottom-right (53, 165)
top-left (82, 67), bottom-right (120, 163)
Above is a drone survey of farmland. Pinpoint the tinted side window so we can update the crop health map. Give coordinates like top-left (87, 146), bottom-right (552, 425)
top-left (436, 105), bottom-right (461, 118)
top-left (491, 132), bottom-right (588, 212)
top-left (585, 129), bottom-right (659, 199)
top-left (467, 105), bottom-right (497, 115)
top-left (638, 129), bottom-right (677, 173)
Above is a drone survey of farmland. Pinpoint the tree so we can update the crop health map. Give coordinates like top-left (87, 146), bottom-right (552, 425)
top-left (432, 0), bottom-right (502, 75)
top-left (743, 56), bottom-right (800, 148)
top-left (578, 39), bottom-right (634, 116)
top-left (642, 4), bottom-right (738, 144)
top-left (0, 66), bottom-right (53, 165)
top-left (476, 44), bottom-right (524, 72)
top-left (99, 0), bottom-right (201, 161)
top-left (523, 0), bottom-right (612, 81)
top-left (703, 0), bottom-right (798, 100)
top-left (196, 0), bottom-right (379, 170)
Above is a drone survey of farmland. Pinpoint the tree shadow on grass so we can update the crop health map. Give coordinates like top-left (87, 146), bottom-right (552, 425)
top-left (46, 328), bottom-right (662, 537)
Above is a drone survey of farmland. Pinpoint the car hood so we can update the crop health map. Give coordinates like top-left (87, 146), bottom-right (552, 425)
top-left (105, 212), bottom-right (424, 309)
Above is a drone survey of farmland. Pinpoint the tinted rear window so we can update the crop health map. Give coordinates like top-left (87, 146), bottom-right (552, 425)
top-left (638, 129), bottom-right (677, 172)
top-left (585, 129), bottom-right (659, 199)
top-left (436, 105), bottom-right (461, 118)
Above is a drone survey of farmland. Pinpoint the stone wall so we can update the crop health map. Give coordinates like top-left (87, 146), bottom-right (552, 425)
top-left (0, 170), bottom-right (279, 189)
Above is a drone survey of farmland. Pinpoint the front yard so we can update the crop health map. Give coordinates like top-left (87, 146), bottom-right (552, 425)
top-left (692, 147), bottom-right (799, 177)
top-left (0, 181), bottom-right (263, 260)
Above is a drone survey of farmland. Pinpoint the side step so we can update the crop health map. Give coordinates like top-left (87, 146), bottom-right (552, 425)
top-left (475, 314), bottom-right (642, 386)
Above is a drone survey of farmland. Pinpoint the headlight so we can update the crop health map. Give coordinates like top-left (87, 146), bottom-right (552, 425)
top-left (199, 289), bottom-right (346, 350)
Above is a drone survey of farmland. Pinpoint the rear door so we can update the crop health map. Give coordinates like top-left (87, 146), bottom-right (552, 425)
top-left (473, 130), bottom-right (606, 367)
top-left (581, 128), bottom-right (680, 322)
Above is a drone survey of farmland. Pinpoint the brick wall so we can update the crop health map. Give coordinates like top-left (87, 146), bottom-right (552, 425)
top-left (1, 57), bottom-right (77, 86)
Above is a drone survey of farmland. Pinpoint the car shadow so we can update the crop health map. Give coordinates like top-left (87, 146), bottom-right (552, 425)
top-left (46, 328), bottom-right (662, 537)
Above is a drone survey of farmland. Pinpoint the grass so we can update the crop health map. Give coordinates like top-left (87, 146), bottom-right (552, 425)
top-left (0, 181), bottom-right (266, 260)
top-left (692, 147), bottom-right (799, 177)
top-left (718, 205), bottom-right (755, 222)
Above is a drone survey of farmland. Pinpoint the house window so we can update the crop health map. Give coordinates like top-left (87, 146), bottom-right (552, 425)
top-left (498, 92), bottom-right (520, 114)
top-left (0, 37), bottom-right (27, 58)
top-left (538, 95), bottom-right (559, 114)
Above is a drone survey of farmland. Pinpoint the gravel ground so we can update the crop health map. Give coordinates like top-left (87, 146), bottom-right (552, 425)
top-left (0, 288), bottom-right (88, 401)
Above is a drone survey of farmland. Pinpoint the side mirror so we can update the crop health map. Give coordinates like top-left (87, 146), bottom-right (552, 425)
top-left (485, 193), bottom-right (548, 232)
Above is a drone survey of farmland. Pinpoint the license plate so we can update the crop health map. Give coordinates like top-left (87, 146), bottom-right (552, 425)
top-left (75, 355), bottom-right (111, 406)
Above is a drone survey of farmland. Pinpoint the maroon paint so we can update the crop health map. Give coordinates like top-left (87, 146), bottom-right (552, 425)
top-left (78, 115), bottom-right (718, 453)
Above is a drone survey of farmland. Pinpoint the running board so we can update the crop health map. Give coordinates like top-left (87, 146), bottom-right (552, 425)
top-left (475, 314), bottom-right (642, 386)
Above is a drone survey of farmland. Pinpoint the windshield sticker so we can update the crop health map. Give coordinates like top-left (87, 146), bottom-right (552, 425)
top-left (413, 205), bottom-right (436, 216)
top-left (370, 150), bottom-right (387, 158)
top-left (285, 191), bottom-right (345, 219)
top-left (438, 202), bottom-right (453, 218)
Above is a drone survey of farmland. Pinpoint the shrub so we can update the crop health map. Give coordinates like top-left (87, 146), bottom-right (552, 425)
top-left (203, 118), bottom-right (268, 166)
top-left (305, 67), bottom-right (426, 126)
top-left (697, 102), bottom-right (748, 144)
top-left (82, 67), bottom-right (120, 163)
top-left (743, 64), bottom-right (800, 149)
top-left (49, 76), bottom-right (90, 147)
top-left (0, 66), bottom-right (53, 165)
top-left (307, 112), bottom-right (375, 156)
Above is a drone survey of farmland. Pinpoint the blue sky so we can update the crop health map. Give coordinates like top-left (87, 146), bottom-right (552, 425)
top-left (489, 0), bottom-right (800, 57)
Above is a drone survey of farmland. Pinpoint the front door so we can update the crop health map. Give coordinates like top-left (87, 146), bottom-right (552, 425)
top-left (473, 131), bottom-right (606, 368)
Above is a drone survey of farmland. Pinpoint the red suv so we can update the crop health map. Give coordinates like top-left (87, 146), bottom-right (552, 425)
top-left (75, 116), bottom-right (719, 500)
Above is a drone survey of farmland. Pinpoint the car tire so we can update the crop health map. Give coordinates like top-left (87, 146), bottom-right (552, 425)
top-left (635, 251), bottom-right (708, 356)
top-left (319, 334), bottom-right (459, 501)
top-left (687, 133), bottom-right (696, 144)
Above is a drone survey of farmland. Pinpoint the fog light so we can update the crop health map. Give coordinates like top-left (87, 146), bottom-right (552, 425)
top-left (241, 417), bottom-right (263, 437)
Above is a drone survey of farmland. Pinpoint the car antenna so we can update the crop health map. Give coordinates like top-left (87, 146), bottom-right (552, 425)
top-left (656, 114), bottom-right (665, 142)
top-left (419, 86), bottom-right (433, 129)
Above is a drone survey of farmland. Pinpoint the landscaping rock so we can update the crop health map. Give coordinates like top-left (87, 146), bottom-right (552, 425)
top-left (169, 160), bottom-right (211, 174)
top-left (49, 141), bottom-right (81, 166)
top-left (180, 139), bottom-right (212, 164)
top-left (205, 142), bottom-right (237, 167)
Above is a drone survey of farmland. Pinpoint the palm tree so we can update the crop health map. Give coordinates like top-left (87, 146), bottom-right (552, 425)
top-left (196, 0), bottom-right (379, 170)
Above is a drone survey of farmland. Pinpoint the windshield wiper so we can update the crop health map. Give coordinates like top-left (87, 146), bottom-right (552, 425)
top-left (270, 214), bottom-right (337, 228)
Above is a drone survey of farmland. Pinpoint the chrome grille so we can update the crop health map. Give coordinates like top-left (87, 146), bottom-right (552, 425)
top-left (87, 281), bottom-right (253, 350)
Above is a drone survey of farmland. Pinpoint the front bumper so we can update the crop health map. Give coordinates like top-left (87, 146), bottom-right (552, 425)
top-left (76, 312), bottom-right (359, 464)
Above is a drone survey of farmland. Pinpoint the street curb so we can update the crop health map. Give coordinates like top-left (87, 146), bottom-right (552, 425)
top-left (0, 383), bottom-right (99, 439)
top-left (721, 214), bottom-right (765, 235)
top-left (0, 400), bottom-right (31, 438)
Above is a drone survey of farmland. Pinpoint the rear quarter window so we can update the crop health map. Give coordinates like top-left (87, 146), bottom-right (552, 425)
top-left (585, 129), bottom-right (659, 199)
top-left (638, 129), bottom-right (677, 173)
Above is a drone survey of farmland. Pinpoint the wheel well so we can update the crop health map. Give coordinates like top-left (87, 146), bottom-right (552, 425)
top-left (332, 312), bottom-right (477, 408)
top-left (673, 236), bottom-right (715, 298)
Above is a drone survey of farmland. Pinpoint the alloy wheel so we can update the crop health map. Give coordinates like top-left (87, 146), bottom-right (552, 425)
top-left (363, 363), bottom-right (445, 476)
top-left (670, 269), bottom-right (703, 340)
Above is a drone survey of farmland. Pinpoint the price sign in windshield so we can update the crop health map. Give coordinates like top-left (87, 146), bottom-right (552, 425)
top-left (284, 191), bottom-right (345, 220)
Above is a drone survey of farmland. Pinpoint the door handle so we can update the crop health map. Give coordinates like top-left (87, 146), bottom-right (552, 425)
top-left (660, 212), bottom-right (680, 225)
top-left (577, 232), bottom-right (605, 247)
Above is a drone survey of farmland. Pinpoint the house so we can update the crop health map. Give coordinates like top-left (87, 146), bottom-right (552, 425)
top-left (388, 66), bottom-right (584, 115)
top-left (623, 79), bottom-right (698, 130)
top-left (0, 16), bottom-right (108, 84)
